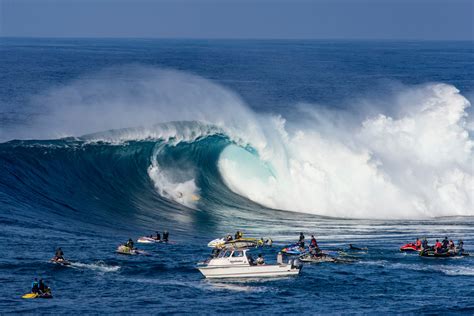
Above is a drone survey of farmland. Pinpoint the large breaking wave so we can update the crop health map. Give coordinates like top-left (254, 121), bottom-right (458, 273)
top-left (1, 66), bottom-right (472, 219)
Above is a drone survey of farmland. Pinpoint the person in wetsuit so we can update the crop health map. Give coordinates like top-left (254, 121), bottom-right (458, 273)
top-left (155, 231), bottom-right (161, 241)
top-left (442, 237), bottom-right (449, 249)
top-left (163, 231), bottom-right (169, 242)
top-left (54, 248), bottom-right (64, 260)
top-left (421, 238), bottom-right (429, 250)
top-left (38, 279), bottom-right (45, 294)
top-left (457, 240), bottom-right (464, 254)
top-left (125, 238), bottom-right (134, 249)
top-left (256, 254), bottom-right (265, 265)
top-left (299, 232), bottom-right (305, 248)
top-left (234, 231), bottom-right (243, 240)
top-left (31, 278), bottom-right (39, 294)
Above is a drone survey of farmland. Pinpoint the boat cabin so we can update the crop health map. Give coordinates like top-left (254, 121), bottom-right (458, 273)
top-left (208, 248), bottom-right (255, 267)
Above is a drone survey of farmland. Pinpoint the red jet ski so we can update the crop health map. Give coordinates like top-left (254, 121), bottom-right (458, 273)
top-left (400, 243), bottom-right (420, 252)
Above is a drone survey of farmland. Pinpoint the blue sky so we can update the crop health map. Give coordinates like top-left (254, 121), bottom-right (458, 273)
top-left (1, 0), bottom-right (473, 40)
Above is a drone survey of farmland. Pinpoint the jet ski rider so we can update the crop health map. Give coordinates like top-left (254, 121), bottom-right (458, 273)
top-left (54, 248), bottom-right (64, 260)
top-left (125, 238), bottom-right (134, 249)
top-left (415, 238), bottom-right (422, 250)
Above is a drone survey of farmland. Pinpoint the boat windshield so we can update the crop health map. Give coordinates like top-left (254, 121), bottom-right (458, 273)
top-left (231, 251), bottom-right (244, 257)
top-left (217, 250), bottom-right (232, 258)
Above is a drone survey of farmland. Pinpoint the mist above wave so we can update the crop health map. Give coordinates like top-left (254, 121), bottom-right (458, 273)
top-left (8, 65), bottom-right (473, 219)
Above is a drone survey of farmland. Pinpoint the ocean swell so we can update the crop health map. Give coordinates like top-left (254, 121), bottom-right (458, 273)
top-left (1, 66), bottom-right (472, 219)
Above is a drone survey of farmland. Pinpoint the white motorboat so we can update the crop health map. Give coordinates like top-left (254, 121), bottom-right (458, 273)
top-left (197, 248), bottom-right (301, 279)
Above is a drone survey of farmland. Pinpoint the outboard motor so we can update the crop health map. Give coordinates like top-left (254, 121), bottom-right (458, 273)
top-left (290, 258), bottom-right (302, 269)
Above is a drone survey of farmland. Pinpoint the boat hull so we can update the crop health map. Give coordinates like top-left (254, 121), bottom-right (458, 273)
top-left (198, 264), bottom-right (301, 279)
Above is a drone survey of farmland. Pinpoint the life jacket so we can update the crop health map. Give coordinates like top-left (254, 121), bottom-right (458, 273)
top-left (415, 240), bottom-right (422, 247)
top-left (435, 242), bottom-right (442, 249)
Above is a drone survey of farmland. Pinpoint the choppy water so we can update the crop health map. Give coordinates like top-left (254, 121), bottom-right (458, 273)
top-left (0, 38), bottom-right (473, 313)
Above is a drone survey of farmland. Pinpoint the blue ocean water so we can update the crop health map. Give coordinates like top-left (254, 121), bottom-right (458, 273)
top-left (0, 38), bottom-right (473, 313)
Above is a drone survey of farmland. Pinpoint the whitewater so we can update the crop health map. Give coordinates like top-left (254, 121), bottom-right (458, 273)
top-left (3, 65), bottom-right (472, 219)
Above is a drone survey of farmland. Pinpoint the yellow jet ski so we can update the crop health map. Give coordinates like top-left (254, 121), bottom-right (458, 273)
top-left (22, 291), bottom-right (53, 299)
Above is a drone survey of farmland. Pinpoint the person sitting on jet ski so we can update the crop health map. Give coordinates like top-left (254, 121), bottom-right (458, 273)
top-left (457, 240), bottom-right (464, 254)
top-left (226, 234), bottom-right (233, 241)
top-left (442, 237), bottom-right (449, 249)
top-left (54, 248), bottom-right (64, 261)
top-left (163, 231), bottom-right (169, 242)
top-left (434, 239), bottom-right (442, 253)
top-left (421, 238), bottom-right (430, 250)
top-left (310, 235), bottom-right (318, 248)
top-left (125, 238), bottom-right (134, 249)
top-left (256, 254), bottom-right (265, 265)
top-left (415, 238), bottom-right (422, 250)
top-left (38, 279), bottom-right (46, 294)
top-left (155, 232), bottom-right (161, 241)
top-left (31, 278), bottom-right (39, 294)
top-left (448, 240), bottom-right (455, 252)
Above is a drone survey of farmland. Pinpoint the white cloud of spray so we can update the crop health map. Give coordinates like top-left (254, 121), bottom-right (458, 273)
top-left (219, 83), bottom-right (473, 218)
top-left (10, 65), bottom-right (473, 219)
top-left (14, 65), bottom-right (266, 147)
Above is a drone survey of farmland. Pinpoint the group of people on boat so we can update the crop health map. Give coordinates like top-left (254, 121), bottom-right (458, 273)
top-left (223, 231), bottom-right (243, 242)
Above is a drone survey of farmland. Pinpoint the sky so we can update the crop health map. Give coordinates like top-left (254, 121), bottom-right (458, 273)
top-left (1, 0), bottom-right (473, 40)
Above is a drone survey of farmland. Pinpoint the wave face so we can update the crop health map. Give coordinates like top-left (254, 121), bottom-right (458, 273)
top-left (1, 67), bottom-right (473, 219)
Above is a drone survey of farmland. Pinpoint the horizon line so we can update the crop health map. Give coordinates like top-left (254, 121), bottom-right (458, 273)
top-left (1, 35), bottom-right (473, 42)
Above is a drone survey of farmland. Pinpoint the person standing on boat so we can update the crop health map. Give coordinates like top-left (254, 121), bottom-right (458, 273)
top-left (256, 254), bottom-right (265, 265)
top-left (163, 231), bottom-right (169, 242)
top-left (155, 231), bottom-right (161, 241)
top-left (235, 231), bottom-right (243, 240)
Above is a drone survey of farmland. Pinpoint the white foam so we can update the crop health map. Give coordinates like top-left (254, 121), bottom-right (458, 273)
top-left (13, 66), bottom-right (473, 219)
top-left (71, 261), bottom-right (120, 273)
top-left (218, 84), bottom-right (473, 219)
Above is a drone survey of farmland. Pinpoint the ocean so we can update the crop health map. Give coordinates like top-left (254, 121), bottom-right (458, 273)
top-left (0, 38), bottom-right (473, 313)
